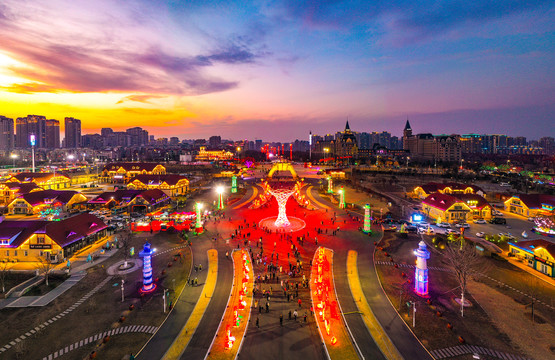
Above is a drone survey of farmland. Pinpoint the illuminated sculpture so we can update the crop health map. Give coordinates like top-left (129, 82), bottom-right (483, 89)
top-left (268, 187), bottom-right (296, 227)
top-left (338, 186), bottom-right (345, 209)
top-left (414, 241), bottom-right (430, 297)
top-left (327, 176), bottom-right (333, 194)
top-left (231, 175), bottom-right (237, 193)
top-left (139, 242), bottom-right (156, 293)
top-left (363, 204), bottom-right (371, 233)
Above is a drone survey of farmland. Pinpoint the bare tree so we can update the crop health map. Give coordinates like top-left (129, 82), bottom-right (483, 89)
top-left (0, 262), bottom-right (11, 293)
top-left (119, 228), bottom-right (132, 268)
top-left (36, 256), bottom-right (54, 286)
top-left (443, 242), bottom-right (485, 317)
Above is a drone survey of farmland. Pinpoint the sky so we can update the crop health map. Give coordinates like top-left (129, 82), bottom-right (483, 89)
top-left (0, 0), bottom-right (554, 141)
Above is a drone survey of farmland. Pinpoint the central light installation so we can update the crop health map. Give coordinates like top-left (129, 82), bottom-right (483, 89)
top-left (216, 186), bottom-right (225, 210)
top-left (139, 242), bottom-right (156, 293)
top-left (268, 187), bottom-right (296, 227)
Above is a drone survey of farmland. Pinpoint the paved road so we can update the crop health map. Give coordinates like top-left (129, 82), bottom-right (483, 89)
top-left (309, 186), bottom-right (433, 360)
top-left (180, 245), bottom-right (232, 359)
top-left (136, 245), bottom-right (207, 360)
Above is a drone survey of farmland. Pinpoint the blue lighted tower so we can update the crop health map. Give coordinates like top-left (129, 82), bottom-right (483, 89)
top-left (139, 242), bottom-right (156, 293)
top-left (414, 241), bottom-right (430, 297)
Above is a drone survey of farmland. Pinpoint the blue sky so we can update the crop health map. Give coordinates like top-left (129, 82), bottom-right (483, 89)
top-left (0, 0), bottom-right (553, 140)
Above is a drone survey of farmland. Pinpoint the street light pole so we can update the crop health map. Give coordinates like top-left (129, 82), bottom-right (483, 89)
top-left (121, 279), bottom-right (125, 302)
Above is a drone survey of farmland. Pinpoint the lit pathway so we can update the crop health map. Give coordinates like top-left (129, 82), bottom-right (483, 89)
top-left (306, 185), bottom-right (331, 210)
top-left (347, 251), bottom-right (403, 360)
top-left (41, 324), bottom-right (158, 360)
top-left (233, 185), bottom-right (258, 209)
top-left (162, 249), bottom-right (218, 360)
top-left (430, 344), bottom-right (532, 360)
top-left (310, 247), bottom-right (359, 359)
top-left (205, 249), bottom-right (253, 360)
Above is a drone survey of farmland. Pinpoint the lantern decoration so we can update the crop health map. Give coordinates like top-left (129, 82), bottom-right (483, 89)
top-left (327, 176), bottom-right (333, 194)
top-left (195, 202), bottom-right (203, 233)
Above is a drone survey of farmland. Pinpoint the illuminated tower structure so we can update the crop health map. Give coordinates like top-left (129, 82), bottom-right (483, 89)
top-left (414, 241), bottom-right (430, 297)
top-left (327, 176), bottom-right (333, 194)
top-left (139, 242), bottom-right (156, 293)
top-left (363, 204), bottom-right (371, 233)
top-left (338, 186), bottom-right (345, 209)
top-left (195, 202), bottom-right (203, 233)
top-left (231, 175), bottom-right (237, 193)
top-left (217, 186), bottom-right (225, 210)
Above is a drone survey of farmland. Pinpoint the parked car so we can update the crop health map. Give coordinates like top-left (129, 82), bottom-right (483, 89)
top-left (446, 228), bottom-right (458, 234)
top-left (437, 222), bottom-right (451, 228)
top-left (498, 232), bottom-right (516, 240)
top-left (475, 232), bottom-right (485, 238)
top-left (455, 223), bottom-right (470, 228)
top-left (527, 217), bottom-right (535, 221)
top-left (474, 219), bottom-right (486, 224)
top-left (418, 227), bottom-right (435, 234)
top-left (488, 217), bottom-right (507, 225)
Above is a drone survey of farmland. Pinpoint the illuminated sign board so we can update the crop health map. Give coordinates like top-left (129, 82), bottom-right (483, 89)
top-left (30, 134), bottom-right (36, 146)
top-left (30, 244), bottom-right (52, 249)
top-left (411, 213), bottom-right (423, 223)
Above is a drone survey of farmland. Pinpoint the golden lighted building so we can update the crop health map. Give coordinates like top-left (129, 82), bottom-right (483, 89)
top-left (504, 194), bottom-right (555, 218)
top-left (7, 172), bottom-right (71, 190)
top-left (195, 146), bottom-right (234, 161)
top-left (127, 174), bottom-right (189, 197)
top-left (422, 193), bottom-right (492, 223)
top-left (7, 190), bottom-right (87, 215)
top-left (509, 239), bottom-right (554, 278)
top-left (0, 213), bottom-right (107, 263)
top-left (101, 162), bottom-right (166, 183)
top-left (413, 182), bottom-right (485, 200)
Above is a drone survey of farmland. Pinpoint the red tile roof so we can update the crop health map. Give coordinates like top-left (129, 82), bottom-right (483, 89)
top-left (512, 194), bottom-right (555, 210)
top-left (45, 213), bottom-right (107, 248)
top-left (423, 193), bottom-right (462, 211)
top-left (510, 239), bottom-right (555, 259)
top-left (103, 162), bottom-right (163, 172)
top-left (419, 182), bottom-right (484, 195)
top-left (19, 190), bottom-right (82, 207)
top-left (128, 174), bottom-right (188, 186)
top-left (4, 182), bottom-right (42, 194)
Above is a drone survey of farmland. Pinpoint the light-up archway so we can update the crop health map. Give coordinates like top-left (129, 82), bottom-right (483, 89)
top-left (267, 162), bottom-right (298, 179)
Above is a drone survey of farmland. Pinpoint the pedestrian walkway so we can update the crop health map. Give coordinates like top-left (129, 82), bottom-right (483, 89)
top-left (306, 186), bottom-right (330, 210)
top-left (41, 324), bottom-right (158, 360)
top-left (347, 251), bottom-right (403, 360)
top-left (430, 344), bottom-right (532, 360)
top-left (0, 276), bottom-right (112, 355)
top-left (162, 249), bottom-right (218, 360)
top-left (375, 260), bottom-right (452, 272)
top-left (233, 185), bottom-right (258, 209)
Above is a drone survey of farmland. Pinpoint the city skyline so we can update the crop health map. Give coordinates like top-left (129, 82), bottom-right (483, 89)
top-left (0, 1), bottom-right (554, 141)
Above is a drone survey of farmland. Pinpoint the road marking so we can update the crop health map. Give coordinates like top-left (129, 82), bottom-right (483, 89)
top-left (347, 250), bottom-right (403, 360)
top-left (233, 185), bottom-right (258, 209)
top-left (306, 186), bottom-right (330, 210)
top-left (162, 249), bottom-right (218, 360)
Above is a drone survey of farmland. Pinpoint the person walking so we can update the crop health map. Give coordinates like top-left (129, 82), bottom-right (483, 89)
top-left (298, 298), bottom-right (302, 308)
top-left (293, 310), bottom-right (298, 321)
top-left (279, 314), bottom-right (283, 327)
top-left (256, 316), bottom-right (259, 328)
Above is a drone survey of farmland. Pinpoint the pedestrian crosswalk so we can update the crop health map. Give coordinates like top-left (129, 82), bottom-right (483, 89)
top-left (374, 260), bottom-right (451, 272)
top-left (41, 325), bottom-right (158, 360)
top-left (430, 344), bottom-right (532, 360)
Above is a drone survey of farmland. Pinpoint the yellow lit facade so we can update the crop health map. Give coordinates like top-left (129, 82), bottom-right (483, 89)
top-left (509, 240), bottom-right (555, 277)
top-left (7, 173), bottom-right (71, 190)
top-left (195, 147), bottom-right (234, 161)
top-left (127, 175), bottom-right (189, 198)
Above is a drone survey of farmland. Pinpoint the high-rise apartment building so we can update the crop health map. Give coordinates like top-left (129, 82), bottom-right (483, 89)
top-left (539, 137), bottom-right (555, 155)
top-left (126, 127), bottom-right (148, 146)
top-left (0, 116), bottom-right (14, 151)
top-left (45, 119), bottom-right (60, 149)
top-left (64, 117), bottom-right (81, 148)
top-left (16, 115), bottom-right (47, 148)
